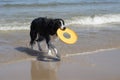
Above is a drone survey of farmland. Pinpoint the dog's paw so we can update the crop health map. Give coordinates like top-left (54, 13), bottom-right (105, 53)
top-left (47, 48), bottom-right (61, 60)
top-left (48, 49), bottom-right (53, 56)
top-left (48, 48), bottom-right (57, 56)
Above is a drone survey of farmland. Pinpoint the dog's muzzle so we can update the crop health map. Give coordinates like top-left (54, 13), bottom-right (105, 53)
top-left (60, 21), bottom-right (66, 30)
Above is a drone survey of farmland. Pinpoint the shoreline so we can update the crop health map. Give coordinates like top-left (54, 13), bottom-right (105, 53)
top-left (0, 47), bottom-right (119, 66)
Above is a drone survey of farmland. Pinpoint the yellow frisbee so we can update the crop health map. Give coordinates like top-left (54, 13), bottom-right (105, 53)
top-left (57, 28), bottom-right (78, 44)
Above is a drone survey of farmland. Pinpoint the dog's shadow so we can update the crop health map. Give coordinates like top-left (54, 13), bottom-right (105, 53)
top-left (15, 47), bottom-right (60, 62)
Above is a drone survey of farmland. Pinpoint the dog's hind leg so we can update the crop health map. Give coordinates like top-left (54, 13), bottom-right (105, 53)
top-left (30, 30), bottom-right (37, 49)
top-left (37, 36), bottom-right (44, 51)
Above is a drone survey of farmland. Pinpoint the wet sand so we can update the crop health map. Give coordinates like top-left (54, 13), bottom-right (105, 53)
top-left (0, 49), bottom-right (120, 80)
top-left (0, 29), bottom-right (120, 80)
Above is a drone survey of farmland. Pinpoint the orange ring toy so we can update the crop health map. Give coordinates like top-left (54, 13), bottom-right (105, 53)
top-left (57, 28), bottom-right (78, 44)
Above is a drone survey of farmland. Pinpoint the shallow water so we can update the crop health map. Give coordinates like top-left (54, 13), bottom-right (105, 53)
top-left (0, 28), bottom-right (120, 64)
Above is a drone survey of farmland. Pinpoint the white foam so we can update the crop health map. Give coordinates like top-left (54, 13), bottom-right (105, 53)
top-left (0, 14), bottom-right (120, 31)
top-left (66, 14), bottom-right (120, 25)
top-left (0, 26), bottom-right (29, 31)
top-left (64, 48), bottom-right (118, 57)
top-left (0, 21), bottom-right (30, 31)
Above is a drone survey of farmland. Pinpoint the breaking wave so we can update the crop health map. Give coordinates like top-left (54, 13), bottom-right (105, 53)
top-left (0, 20), bottom-right (30, 30)
top-left (66, 14), bottom-right (120, 25)
top-left (0, 14), bottom-right (120, 31)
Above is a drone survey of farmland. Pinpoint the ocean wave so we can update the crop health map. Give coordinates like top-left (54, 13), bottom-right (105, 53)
top-left (2, 3), bottom-right (78, 8)
top-left (0, 26), bottom-right (29, 31)
top-left (2, 1), bottom-right (120, 7)
top-left (66, 14), bottom-right (120, 25)
top-left (0, 14), bottom-right (120, 31)
top-left (0, 22), bottom-right (30, 30)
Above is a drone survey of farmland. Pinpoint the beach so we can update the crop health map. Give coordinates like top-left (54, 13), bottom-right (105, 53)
top-left (0, 29), bottom-right (120, 80)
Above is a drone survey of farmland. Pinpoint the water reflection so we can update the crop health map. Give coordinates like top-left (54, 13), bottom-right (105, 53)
top-left (31, 61), bottom-right (60, 80)
top-left (0, 60), bottom-right (60, 80)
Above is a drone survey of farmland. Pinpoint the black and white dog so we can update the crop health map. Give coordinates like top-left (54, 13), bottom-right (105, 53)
top-left (30, 17), bottom-right (65, 57)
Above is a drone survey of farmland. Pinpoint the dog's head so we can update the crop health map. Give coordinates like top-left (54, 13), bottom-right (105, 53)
top-left (53, 18), bottom-right (65, 29)
top-left (50, 18), bottom-right (65, 35)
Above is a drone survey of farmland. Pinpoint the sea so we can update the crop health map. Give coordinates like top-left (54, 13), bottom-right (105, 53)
top-left (0, 0), bottom-right (120, 31)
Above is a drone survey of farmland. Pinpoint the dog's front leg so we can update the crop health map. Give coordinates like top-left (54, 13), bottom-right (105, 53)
top-left (45, 36), bottom-right (58, 56)
top-left (37, 41), bottom-right (43, 51)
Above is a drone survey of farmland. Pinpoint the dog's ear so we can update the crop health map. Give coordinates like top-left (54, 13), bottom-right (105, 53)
top-left (54, 19), bottom-right (65, 25)
top-left (60, 19), bottom-right (65, 25)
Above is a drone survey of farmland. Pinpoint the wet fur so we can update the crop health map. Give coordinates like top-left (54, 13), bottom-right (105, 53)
top-left (29, 17), bottom-right (65, 56)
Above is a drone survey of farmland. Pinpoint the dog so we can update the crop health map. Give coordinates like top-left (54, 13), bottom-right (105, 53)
top-left (30, 17), bottom-right (65, 57)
